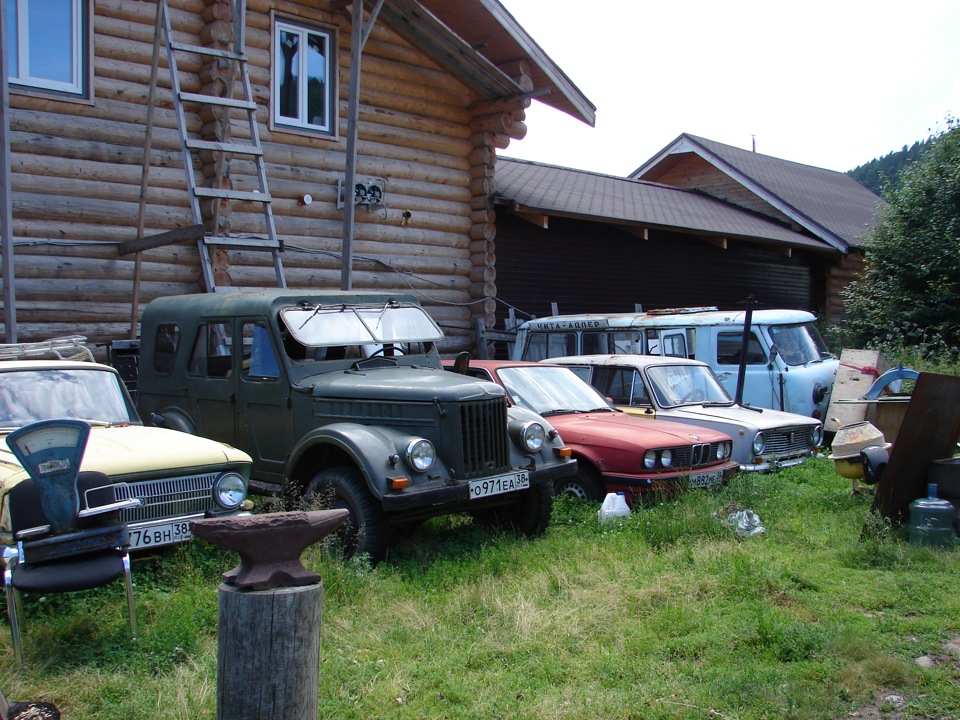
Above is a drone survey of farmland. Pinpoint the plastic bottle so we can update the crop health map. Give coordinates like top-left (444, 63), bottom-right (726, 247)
top-left (908, 483), bottom-right (957, 548)
top-left (598, 492), bottom-right (630, 523)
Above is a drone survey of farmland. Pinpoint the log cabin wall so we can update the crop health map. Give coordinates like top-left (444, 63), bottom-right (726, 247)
top-left (0, 0), bottom-right (523, 352)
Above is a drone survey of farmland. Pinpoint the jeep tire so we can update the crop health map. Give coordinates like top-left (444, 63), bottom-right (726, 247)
top-left (302, 466), bottom-right (389, 563)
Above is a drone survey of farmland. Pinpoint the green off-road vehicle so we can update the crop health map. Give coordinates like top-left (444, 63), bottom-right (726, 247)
top-left (136, 290), bottom-right (576, 561)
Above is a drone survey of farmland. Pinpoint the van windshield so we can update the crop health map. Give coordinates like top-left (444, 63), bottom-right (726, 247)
top-left (767, 323), bottom-right (833, 366)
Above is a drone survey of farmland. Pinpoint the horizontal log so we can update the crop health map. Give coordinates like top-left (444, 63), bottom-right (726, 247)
top-left (469, 113), bottom-right (513, 135)
top-left (507, 120), bottom-right (528, 141)
top-left (469, 177), bottom-right (495, 197)
top-left (13, 192), bottom-right (191, 227)
top-left (469, 239), bottom-right (493, 255)
top-left (469, 266), bottom-right (496, 284)
top-left (469, 223), bottom-right (496, 242)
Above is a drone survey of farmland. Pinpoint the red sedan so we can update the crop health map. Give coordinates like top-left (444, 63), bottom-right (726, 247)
top-left (445, 359), bottom-right (738, 505)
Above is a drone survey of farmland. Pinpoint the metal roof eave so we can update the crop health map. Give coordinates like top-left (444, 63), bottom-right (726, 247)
top-left (494, 199), bottom-right (837, 254)
top-left (473, 0), bottom-right (596, 126)
top-left (381, 0), bottom-right (525, 99)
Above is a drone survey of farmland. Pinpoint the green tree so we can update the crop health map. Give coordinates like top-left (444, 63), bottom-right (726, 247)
top-left (842, 120), bottom-right (960, 354)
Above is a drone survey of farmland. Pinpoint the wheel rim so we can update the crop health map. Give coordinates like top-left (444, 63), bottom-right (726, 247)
top-left (556, 479), bottom-right (590, 500)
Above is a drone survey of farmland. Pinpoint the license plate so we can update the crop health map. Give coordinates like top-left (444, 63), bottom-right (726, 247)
top-left (688, 470), bottom-right (723, 489)
top-left (469, 471), bottom-right (530, 499)
top-left (128, 521), bottom-right (193, 550)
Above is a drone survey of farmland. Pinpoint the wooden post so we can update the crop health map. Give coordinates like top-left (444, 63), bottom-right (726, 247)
top-left (217, 583), bottom-right (324, 720)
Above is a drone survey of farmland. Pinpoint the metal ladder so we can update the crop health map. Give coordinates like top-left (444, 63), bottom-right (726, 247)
top-left (142, 0), bottom-right (286, 292)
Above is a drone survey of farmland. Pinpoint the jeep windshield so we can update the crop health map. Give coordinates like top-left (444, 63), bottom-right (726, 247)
top-left (644, 364), bottom-right (733, 409)
top-left (767, 322), bottom-right (834, 366)
top-left (0, 368), bottom-right (136, 430)
top-left (281, 302), bottom-right (443, 348)
top-left (497, 366), bottom-right (614, 416)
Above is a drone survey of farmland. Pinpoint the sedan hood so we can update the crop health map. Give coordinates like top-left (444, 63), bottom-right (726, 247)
top-left (549, 411), bottom-right (730, 449)
top-left (0, 424), bottom-right (250, 487)
top-left (669, 404), bottom-right (820, 432)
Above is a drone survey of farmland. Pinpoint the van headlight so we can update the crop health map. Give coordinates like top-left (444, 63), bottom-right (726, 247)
top-left (752, 432), bottom-right (766, 455)
top-left (213, 472), bottom-right (248, 509)
top-left (406, 438), bottom-right (436, 472)
top-left (513, 421), bottom-right (546, 453)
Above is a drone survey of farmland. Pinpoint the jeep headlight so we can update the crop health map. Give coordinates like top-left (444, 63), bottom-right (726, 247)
top-left (213, 471), bottom-right (247, 509)
top-left (406, 438), bottom-right (436, 472)
top-left (811, 424), bottom-right (823, 447)
top-left (515, 421), bottom-right (546, 453)
top-left (752, 432), bottom-right (766, 455)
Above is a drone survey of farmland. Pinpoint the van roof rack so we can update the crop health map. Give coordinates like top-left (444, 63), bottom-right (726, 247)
top-left (646, 306), bottom-right (718, 316)
top-left (0, 336), bottom-right (95, 362)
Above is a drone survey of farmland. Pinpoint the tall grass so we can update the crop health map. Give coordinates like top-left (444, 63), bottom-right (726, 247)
top-left (3, 458), bottom-right (960, 719)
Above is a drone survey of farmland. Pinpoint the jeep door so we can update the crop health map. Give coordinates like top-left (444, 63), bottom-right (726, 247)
top-left (234, 320), bottom-right (290, 485)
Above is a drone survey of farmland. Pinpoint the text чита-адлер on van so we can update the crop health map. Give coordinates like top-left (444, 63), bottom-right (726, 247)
top-left (512, 308), bottom-right (838, 419)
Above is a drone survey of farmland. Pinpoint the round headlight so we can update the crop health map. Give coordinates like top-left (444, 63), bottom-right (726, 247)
top-left (717, 443), bottom-right (727, 460)
top-left (812, 424), bottom-right (823, 447)
top-left (520, 421), bottom-right (546, 453)
top-left (660, 449), bottom-right (673, 467)
top-left (726, 441), bottom-right (734, 458)
top-left (406, 438), bottom-right (436, 472)
top-left (752, 432), bottom-right (766, 455)
top-left (213, 472), bottom-right (247, 509)
top-left (643, 450), bottom-right (657, 469)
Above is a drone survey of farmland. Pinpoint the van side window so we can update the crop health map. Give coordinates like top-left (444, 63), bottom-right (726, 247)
top-left (189, 322), bottom-right (234, 377)
top-left (522, 332), bottom-right (575, 361)
top-left (716, 332), bottom-right (766, 365)
top-left (582, 331), bottom-right (640, 355)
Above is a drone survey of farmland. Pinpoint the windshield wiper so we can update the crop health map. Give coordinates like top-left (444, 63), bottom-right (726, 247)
top-left (701, 401), bottom-right (735, 407)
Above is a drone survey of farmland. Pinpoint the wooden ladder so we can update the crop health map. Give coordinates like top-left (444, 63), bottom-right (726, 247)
top-left (139, 0), bottom-right (285, 293)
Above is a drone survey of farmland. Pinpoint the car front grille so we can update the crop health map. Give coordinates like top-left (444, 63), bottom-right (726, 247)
top-left (670, 442), bottom-right (723, 469)
top-left (764, 426), bottom-right (813, 456)
top-left (455, 398), bottom-right (511, 480)
top-left (115, 473), bottom-right (218, 523)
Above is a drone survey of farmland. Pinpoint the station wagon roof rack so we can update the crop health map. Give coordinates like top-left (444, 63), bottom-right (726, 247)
top-left (0, 335), bottom-right (95, 362)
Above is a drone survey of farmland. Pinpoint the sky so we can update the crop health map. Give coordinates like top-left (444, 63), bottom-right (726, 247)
top-left (497, 0), bottom-right (960, 177)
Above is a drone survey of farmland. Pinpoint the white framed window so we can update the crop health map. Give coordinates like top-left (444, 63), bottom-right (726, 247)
top-left (5, 0), bottom-right (89, 97)
top-left (272, 17), bottom-right (336, 135)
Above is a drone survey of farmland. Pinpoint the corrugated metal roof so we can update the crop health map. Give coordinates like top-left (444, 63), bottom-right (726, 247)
top-left (495, 158), bottom-right (834, 252)
top-left (631, 134), bottom-right (885, 250)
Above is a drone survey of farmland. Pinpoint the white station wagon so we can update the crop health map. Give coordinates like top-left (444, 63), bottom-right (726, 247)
top-left (550, 354), bottom-right (823, 472)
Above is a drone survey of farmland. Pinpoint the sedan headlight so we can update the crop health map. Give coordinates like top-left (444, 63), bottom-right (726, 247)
top-left (752, 432), bottom-right (766, 455)
top-left (660, 449), bottom-right (673, 467)
top-left (717, 443), bottom-right (727, 460)
top-left (644, 450), bottom-right (658, 469)
top-left (213, 471), bottom-right (247, 509)
top-left (811, 424), bottom-right (824, 447)
top-left (406, 438), bottom-right (436, 472)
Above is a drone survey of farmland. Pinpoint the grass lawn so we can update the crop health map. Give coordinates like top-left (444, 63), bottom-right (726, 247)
top-left (3, 456), bottom-right (960, 719)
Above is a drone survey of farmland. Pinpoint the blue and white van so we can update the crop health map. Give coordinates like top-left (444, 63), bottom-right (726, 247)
top-left (512, 308), bottom-right (838, 419)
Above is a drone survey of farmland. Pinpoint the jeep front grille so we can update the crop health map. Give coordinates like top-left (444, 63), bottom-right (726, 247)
top-left (114, 473), bottom-right (217, 523)
top-left (456, 398), bottom-right (510, 480)
top-left (764, 426), bottom-right (813, 457)
top-left (669, 443), bottom-right (723, 469)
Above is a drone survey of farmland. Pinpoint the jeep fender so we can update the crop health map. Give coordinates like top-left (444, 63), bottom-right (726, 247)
top-left (151, 406), bottom-right (197, 435)
top-left (285, 422), bottom-right (442, 500)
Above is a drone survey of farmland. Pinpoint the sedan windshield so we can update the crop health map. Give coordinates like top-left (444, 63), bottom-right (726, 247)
top-left (767, 322), bottom-right (833, 366)
top-left (645, 364), bottom-right (733, 408)
top-left (496, 366), bottom-right (613, 415)
top-left (0, 368), bottom-right (136, 429)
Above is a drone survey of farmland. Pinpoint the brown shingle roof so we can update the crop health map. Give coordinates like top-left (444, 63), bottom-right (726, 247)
top-left (631, 134), bottom-right (885, 250)
top-left (495, 158), bottom-right (835, 252)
